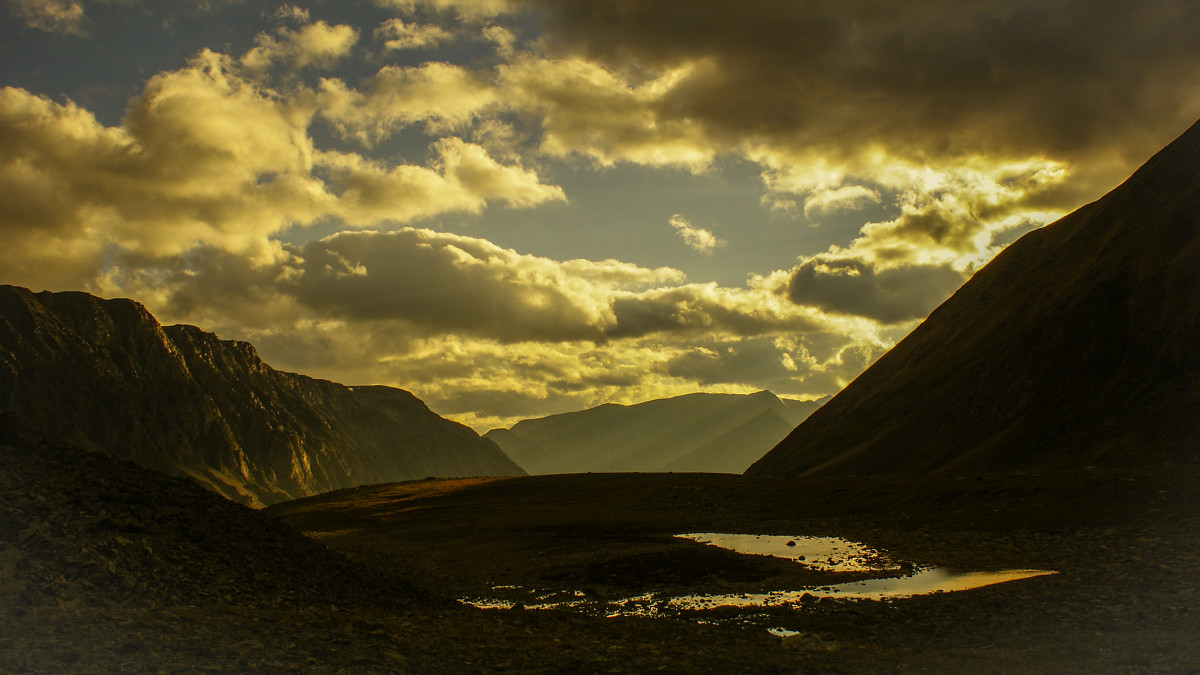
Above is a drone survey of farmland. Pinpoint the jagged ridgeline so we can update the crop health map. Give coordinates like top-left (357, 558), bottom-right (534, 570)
top-left (0, 286), bottom-right (524, 506)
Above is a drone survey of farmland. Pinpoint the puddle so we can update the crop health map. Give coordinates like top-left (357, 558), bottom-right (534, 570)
top-left (668, 568), bottom-right (1057, 609)
top-left (460, 533), bottom-right (1057, 624)
top-left (675, 533), bottom-right (899, 572)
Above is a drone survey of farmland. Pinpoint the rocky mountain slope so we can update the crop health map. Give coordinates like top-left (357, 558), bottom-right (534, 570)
top-left (0, 439), bottom-right (418, 612)
top-left (749, 119), bottom-right (1200, 477)
top-left (0, 286), bottom-right (523, 506)
top-left (486, 391), bottom-right (828, 474)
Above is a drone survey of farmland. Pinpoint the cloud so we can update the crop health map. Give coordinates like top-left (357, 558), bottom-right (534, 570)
top-left (804, 185), bottom-right (881, 219)
top-left (0, 48), bottom-right (564, 291)
top-left (763, 153), bottom-right (1071, 322)
top-left (7, 0), bottom-right (85, 35)
top-left (668, 214), bottom-right (724, 254)
top-left (519, 0), bottom-right (1200, 171)
top-left (787, 252), bottom-right (967, 324)
top-left (241, 21), bottom-right (360, 75)
top-left (496, 55), bottom-right (717, 169)
top-left (607, 277), bottom-right (827, 340)
top-left (316, 137), bottom-right (565, 222)
top-left (0, 52), bottom-right (329, 264)
top-left (317, 61), bottom-right (499, 143)
top-left (268, 5), bottom-right (310, 24)
top-left (374, 18), bottom-right (452, 51)
top-left (663, 334), bottom-right (885, 394)
top-left (286, 228), bottom-right (653, 342)
top-left (374, 0), bottom-right (518, 21)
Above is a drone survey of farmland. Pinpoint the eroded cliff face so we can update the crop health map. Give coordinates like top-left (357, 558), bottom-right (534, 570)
top-left (0, 286), bottom-right (523, 506)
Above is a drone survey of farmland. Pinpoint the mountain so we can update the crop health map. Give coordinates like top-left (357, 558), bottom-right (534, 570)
top-left (748, 119), bottom-right (1200, 477)
top-left (1, 438), bottom-right (418, 611)
top-left (485, 391), bottom-right (828, 474)
top-left (0, 286), bottom-right (524, 506)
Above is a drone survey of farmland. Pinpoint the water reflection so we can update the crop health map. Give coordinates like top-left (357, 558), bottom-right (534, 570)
top-left (460, 533), bottom-right (1057, 621)
top-left (675, 533), bottom-right (899, 572)
top-left (668, 568), bottom-right (1057, 609)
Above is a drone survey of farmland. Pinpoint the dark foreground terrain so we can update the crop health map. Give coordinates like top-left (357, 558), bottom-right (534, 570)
top-left (3, 441), bottom-right (1199, 673)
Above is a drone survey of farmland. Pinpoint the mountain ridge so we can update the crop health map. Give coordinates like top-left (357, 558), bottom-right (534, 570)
top-left (0, 285), bottom-right (524, 506)
top-left (486, 391), bottom-right (828, 474)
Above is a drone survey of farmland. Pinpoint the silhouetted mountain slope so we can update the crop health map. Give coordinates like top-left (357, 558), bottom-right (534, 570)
top-left (486, 391), bottom-right (828, 474)
top-left (0, 439), bottom-right (419, 610)
top-left (0, 286), bottom-right (523, 506)
top-left (749, 119), bottom-right (1200, 477)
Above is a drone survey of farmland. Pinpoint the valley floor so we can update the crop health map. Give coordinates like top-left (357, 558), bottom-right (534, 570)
top-left (4, 448), bottom-right (1200, 673)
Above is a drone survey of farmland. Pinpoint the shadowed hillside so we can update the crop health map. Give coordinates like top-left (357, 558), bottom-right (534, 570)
top-left (486, 391), bottom-right (828, 474)
top-left (0, 286), bottom-right (523, 506)
top-left (749, 119), bottom-right (1200, 477)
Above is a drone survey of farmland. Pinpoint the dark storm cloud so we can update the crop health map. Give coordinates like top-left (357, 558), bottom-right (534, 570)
top-left (521, 0), bottom-right (1200, 162)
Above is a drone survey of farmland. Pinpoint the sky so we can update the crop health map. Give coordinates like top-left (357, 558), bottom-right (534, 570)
top-left (2, 0), bottom-right (1199, 432)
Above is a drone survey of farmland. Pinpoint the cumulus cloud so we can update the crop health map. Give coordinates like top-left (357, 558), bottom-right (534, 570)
top-left (316, 137), bottom-right (564, 222)
top-left (142, 226), bottom-right (828, 346)
top-left (286, 228), bottom-right (664, 342)
top-left (668, 214), bottom-right (723, 254)
top-left (317, 61), bottom-right (498, 143)
top-left (0, 47), bottom-right (565, 290)
top-left (241, 21), bottom-right (360, 75)
top-left (496, 55), bottom-right (717, 169)
top-left (0, 53), bottom-right (327, 266)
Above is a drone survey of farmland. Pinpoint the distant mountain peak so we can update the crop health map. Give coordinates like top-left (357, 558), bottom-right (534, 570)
top-left (486, 391), bottom-right (827, 474)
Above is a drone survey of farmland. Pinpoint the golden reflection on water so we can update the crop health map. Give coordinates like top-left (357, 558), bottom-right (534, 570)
top-left (459, 534), bottom-right (1057, 618)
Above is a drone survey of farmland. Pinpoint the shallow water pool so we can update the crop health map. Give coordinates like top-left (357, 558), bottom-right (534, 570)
top-left (460, 533), bottom-right (1056, 620)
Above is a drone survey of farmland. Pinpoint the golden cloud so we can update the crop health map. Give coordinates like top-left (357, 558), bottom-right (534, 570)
top-left (241, 20), bottom-right (360, 74)
top-left (668, 214), bottom-right (724, 255)
top-left (374, 0), bottom-right (518, 21)
top-left (317, 62), bottom-right (499, 143)
top-left (496, 56), bottom-right (717, 169)
top-left (373, 18), bottom-right (452, 51)
top-left (0, 46), bottom-right (566, 290)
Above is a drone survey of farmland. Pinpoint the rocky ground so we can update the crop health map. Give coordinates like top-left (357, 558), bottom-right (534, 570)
top-left (3, 439), bottom-right (1199, 672)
